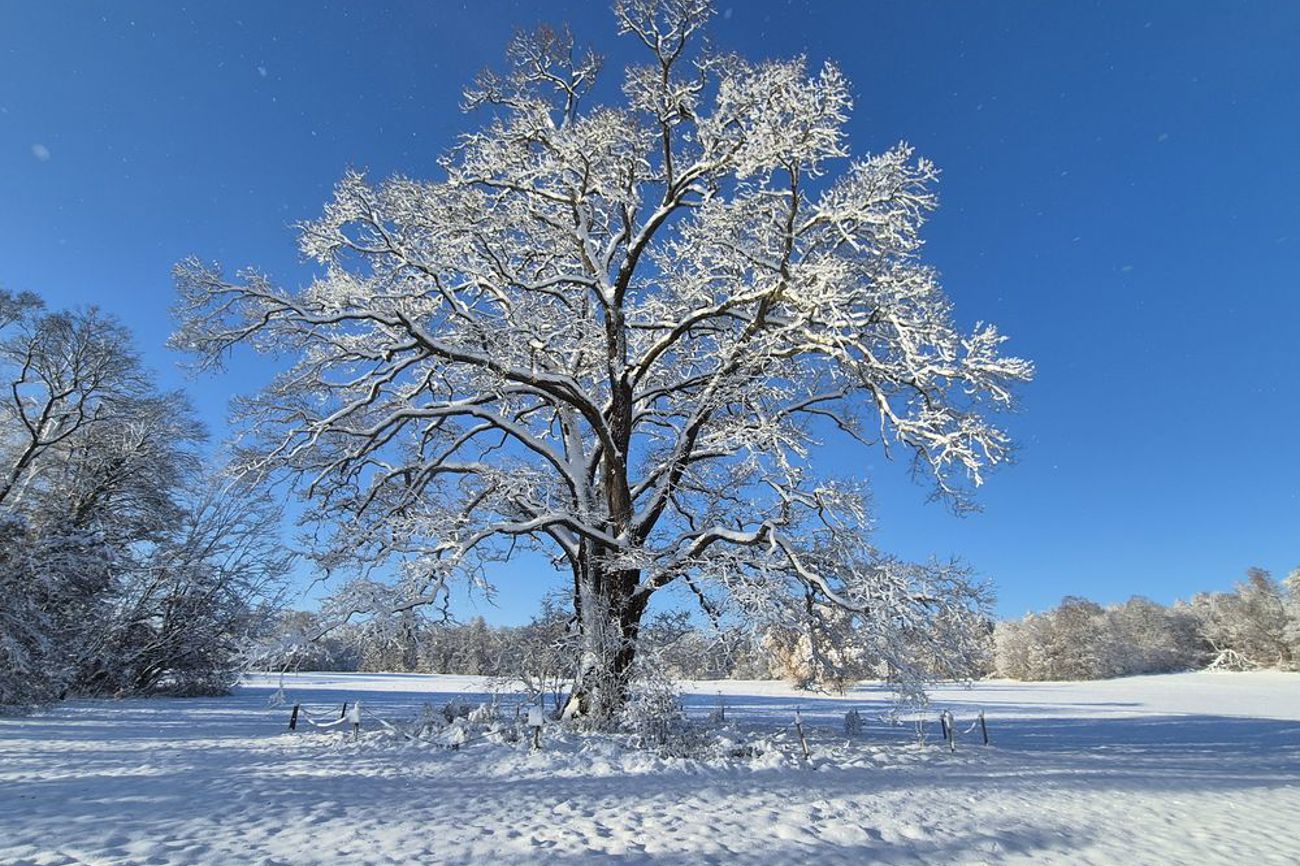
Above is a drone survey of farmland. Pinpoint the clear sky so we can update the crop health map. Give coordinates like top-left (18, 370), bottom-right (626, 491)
top-left (2, 1), bottom-right (1297, 624)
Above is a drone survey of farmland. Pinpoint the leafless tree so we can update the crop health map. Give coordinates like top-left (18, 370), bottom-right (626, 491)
top-left (174, 0), bottom-right (1031, 720)
top-left (0, 291), bottom-right (288, 708)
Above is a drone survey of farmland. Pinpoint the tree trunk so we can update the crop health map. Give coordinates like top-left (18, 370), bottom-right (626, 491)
top-left (563, 326), bottom-right (643, 723)
top-left (562, 563), bottom-right (647, 724)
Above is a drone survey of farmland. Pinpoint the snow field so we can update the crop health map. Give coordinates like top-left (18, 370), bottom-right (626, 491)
top-left (1, 671), bottom-right (1298, 865)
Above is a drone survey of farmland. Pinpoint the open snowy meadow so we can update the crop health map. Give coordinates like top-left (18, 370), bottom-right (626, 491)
top-left (2, 672), bottom-right (1298, 866)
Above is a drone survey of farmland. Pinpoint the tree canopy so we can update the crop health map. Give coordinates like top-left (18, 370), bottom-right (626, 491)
top-left (174, 0), bottom-right (1032, 718)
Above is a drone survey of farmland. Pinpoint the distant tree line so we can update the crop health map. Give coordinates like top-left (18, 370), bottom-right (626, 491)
top-left (993, 568), bottom-right (1300, 680)
top-left (0, 291), bottom-right (290, 710)
top-left (266, 605), bottom-right (990, 686)
top-left (269, 602), bottom-right (777, 684)
top-left (269, 590), bottom-right (990, 689)
top-left (270, 568), bottom-right (1300, 686)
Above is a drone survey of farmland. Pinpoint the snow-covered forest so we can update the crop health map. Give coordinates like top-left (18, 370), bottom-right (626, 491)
top-left (993, 568), bottom-right (1300, 679)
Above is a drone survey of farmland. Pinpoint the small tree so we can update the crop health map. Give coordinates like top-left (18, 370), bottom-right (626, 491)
top-left (0, 290), bottom-right (289, 707)
top-left (173, 0), bottom-right (1031, 721)
top-left (513, 595), bottom-right (579, 713)
top-left (0, 292), bottom-right (173, 706)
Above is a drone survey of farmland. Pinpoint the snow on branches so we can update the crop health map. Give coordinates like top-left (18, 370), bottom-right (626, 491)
top-left (173, 0), bottom-right (1031, 717)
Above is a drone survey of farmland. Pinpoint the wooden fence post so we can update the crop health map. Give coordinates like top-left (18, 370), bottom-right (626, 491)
top-left (347, 701), bottom-right (361, 740)
top-left (795, 710), bottom-right (811, 761)
top-left (979, 710), bottom-right (989, 746)
top-left (288, 704), bottom-right (300, 731)
top-left (528, 705), bottom-right (544, 750)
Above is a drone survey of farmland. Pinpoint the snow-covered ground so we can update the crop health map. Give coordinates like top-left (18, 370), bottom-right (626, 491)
top-left (2, 671), bottom-right (1298, 866)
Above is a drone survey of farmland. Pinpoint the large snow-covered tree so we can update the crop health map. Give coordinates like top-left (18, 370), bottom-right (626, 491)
top-left (174, 0), bottom-right (1032, 719)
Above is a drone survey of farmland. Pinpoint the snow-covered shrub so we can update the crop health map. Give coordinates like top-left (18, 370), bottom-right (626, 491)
top-left (438, 718), bottom-right (472, 750)
top-left (0, 513), bottom-right (91, 708)
top-left (467, 702), bottom-right (498, 724)
top-left (621, 683), bottom-right (684, 748)
top-left (440, 699), bottom-right (473, 723)
top-left (618, 657), bottom-right (703, 756)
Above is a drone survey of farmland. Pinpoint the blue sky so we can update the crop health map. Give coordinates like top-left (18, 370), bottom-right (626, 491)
top-left (2, 1), bottom-right (1297, 624)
